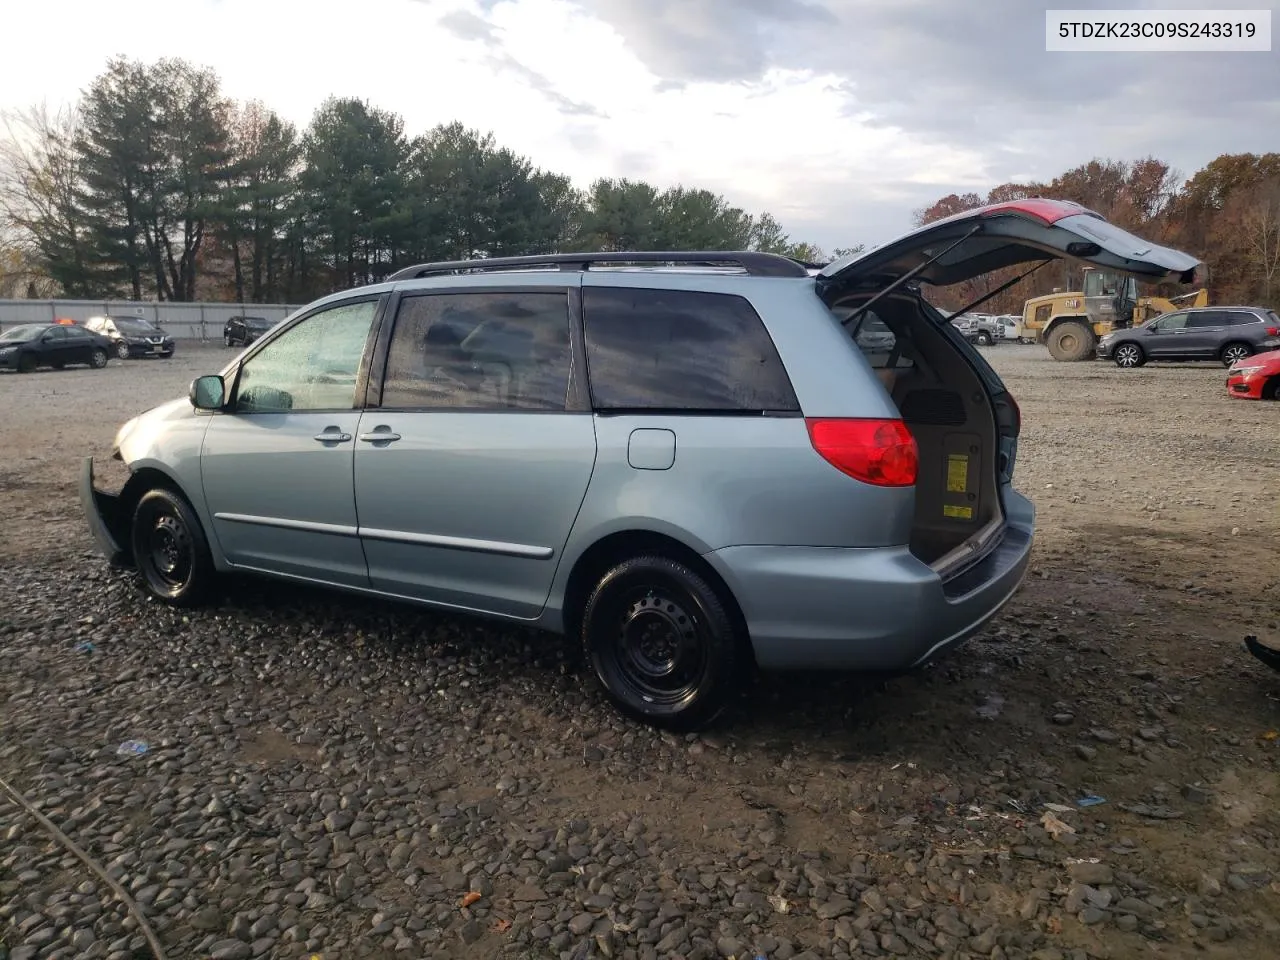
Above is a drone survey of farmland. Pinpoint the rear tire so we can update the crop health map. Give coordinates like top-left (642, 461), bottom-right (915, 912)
top-left (580, 555), bottom-right (748, 731)
top-left (1221, 342), bottom-right (1252, 367)
top-left (1113, 342), bottom-right (1145, 368)
top-left (1047, 320), bottom-right (1096, 362)
top-left (114, 340), bottom-right (130, 360)
top-left (130, 487), bottom-right (216, 607)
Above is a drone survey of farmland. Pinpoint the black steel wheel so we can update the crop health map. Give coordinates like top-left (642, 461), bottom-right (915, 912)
top-left (114, 340), bottom-right (130, 360)
top-left (1113, 342), bottom-right (1145, 368)
top-left (1221, 342), bottom-right (1252, 367)
top-left (581, 555), bottom-right (747, 730)
top-left (90, 348), bottom-right (108, 369)
top-left (130, 487), bottom-right (215, 606)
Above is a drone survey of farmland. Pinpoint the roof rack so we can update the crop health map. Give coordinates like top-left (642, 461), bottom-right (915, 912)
top-left (385, 250), bottom-right (811, 282)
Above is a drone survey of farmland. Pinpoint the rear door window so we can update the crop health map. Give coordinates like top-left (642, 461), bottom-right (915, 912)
top-left (381, 292), bottom-right (573, 411)
top-left (582, 287), bottom-right (799, 412)
top-left (1187, 312), bottom-right (1225, 328)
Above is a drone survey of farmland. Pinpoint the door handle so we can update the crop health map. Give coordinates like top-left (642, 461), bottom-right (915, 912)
top-left (313, 431), bottom-right (352, 443)
top-left (359, 430), bottom-right (401, 443)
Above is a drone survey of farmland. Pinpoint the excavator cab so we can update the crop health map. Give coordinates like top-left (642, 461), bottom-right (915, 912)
top-left (1082, 269), bottom-right (1139, 329)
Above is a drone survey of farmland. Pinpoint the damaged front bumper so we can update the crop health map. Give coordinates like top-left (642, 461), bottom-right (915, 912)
top-left (80, 456), bottom-right (131, 567)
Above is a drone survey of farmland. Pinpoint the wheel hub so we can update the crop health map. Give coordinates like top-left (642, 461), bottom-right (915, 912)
top-left (149, 515), bottom-right (191, 582)
top-left (612, 591), bottom-right (707, 704)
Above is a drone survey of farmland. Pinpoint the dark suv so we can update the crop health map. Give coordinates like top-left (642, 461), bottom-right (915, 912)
top-left (223, 315), bottom-right (276, 347)
top-left (1097, 306), bottom-right (1280, 367)
top-left (82, 315), bottom-right (175, 360)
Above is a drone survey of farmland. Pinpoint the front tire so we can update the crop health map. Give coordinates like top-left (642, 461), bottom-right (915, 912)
top-left (224, 334), bottom-right (234, 347)
top-left (1262, 377), bottom-right (1280, 401)
top-left (581, 555), bottom-right (748, 731)
top-left (1113, 342), bottom-right (1145, 368)
top-left (17, 353), bottom-right (36, 373)
top-left (976, 331), bottom-right (993, 346)
top-left (1047, 320), bottom-right (1096, 361)
top-left (1221, 342), bottom-right (1252, 367)
top-left (114, 340), bottom-right (130, 360)
top-left (130, 488), bottom-right (216, 606)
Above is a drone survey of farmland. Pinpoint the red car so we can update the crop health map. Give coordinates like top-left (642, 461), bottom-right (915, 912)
top-left (1226, 346), bottom-right (1280, 400)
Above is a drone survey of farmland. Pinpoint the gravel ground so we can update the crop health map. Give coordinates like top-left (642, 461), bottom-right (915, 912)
top-left (1, 343), bottom-right (1278, 960)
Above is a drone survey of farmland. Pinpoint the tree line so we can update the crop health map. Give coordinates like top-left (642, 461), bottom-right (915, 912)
top-left (914, 154), bottom-right (1280, 314)
top-left (0, 56), bottom-right (842, 304)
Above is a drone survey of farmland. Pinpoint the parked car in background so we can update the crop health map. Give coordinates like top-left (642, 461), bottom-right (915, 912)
top-left (1097, 306), bottom-right (1280, 368)
top-left (223, 315), bottom-right (276, 347)
top-left (80, 198), bottom-right (1201, 729)
top-left (0, 322), bottom-right (112, 372)
top-left (1226, 347), bottom-right (1280, 400)
top-left (994, 315), bottom-right (1021, 341)
top-left (83, 315), bottom-right (176, 360)
top-left (955, 313), bottom-right (1001, 345)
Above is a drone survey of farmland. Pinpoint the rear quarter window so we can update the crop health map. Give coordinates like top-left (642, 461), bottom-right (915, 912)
top-left (582, 287), bottom-right (799, 412)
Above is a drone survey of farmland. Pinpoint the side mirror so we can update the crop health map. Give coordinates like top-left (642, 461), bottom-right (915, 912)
top-left (189, 375), bottom-right (226, 410)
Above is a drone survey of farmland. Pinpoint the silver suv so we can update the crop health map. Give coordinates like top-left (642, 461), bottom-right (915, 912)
top-left (81, 199), bottom-right (1200, 729)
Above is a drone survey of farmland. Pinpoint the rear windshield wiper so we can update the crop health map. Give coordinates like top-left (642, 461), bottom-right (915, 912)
top-left (941, 260), bottom-right (1052, 324)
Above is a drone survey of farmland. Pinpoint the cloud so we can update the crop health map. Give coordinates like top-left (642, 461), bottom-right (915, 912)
top-left (584, 0), bottom-right (835, 83)
top-left (437, 7), bottom-right (606, 118)
top-left (437, 9), bottom-right (499, 43)
top-left (0, 0), bottom-right (1273, 255)
top-left (573, 0), bottom-right (1280, 194)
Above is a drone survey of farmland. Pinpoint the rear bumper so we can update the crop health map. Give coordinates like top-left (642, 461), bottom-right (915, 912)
top-left (80, 457), bottom-right (130, 567)
top-left (705, 487), bottom-right (1035, 672)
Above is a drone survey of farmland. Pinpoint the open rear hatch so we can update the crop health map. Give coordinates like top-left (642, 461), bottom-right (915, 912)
top-left (816, 199), bottom-right (1202, 579)
top-left (817, 198), bottom-right (1201, 295)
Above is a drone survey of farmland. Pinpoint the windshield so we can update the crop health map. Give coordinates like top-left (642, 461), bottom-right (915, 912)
top-left (115, 317), bottom-right (159, 333)
top-left (245, 317), bottom-right (273, 329)
top-left (0, 324), bottom-right (47, 342)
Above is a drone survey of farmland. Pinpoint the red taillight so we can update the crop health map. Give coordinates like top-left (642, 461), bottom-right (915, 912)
top-left (1266, 326), bottom-right (1279, 336)
top-left (806, 418), bottom-right (918, 487)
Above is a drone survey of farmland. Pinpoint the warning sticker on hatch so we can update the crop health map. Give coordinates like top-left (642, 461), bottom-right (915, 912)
top-left (946, 454), bottom-right (969, 493)
top-left (943, 504), bottom-right (973, 520)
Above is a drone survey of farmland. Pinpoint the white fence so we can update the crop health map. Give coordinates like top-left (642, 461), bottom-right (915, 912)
top-left (0, 299), bottom-right (306, 341)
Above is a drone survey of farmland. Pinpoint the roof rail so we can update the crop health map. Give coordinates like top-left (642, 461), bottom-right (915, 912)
top-left (385, 250), bottom-right (811, 282)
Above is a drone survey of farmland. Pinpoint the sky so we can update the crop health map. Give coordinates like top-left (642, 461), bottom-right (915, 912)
top-left (1, 0), bottom-right (1277, 253)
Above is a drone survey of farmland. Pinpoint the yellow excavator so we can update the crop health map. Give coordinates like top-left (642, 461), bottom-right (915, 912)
top-left (1020, 267), bottom-right (1210, 361)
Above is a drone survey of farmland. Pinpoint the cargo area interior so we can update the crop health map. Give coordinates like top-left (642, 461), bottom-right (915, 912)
top-left (832, 293), bottom-right (1005, 575)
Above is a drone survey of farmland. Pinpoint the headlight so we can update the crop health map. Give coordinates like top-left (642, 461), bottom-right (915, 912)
top-left (112, 416), bottom-right (140, 457)
top-left (1231, 365), bottom-right (1263, 376)
top-left (0, 346), bottom-right (15, 357)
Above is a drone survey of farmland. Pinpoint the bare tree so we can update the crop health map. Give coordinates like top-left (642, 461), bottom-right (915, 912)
top-left (0, 102), bottom-right (95, 295)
